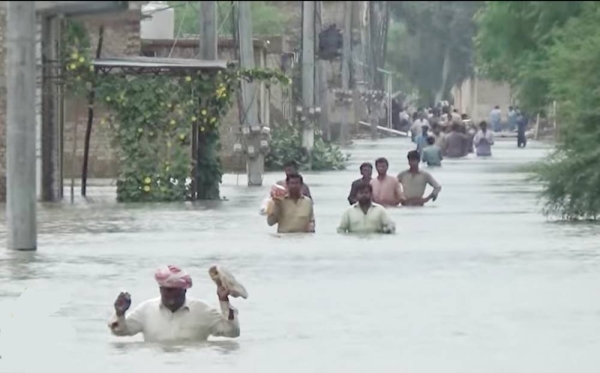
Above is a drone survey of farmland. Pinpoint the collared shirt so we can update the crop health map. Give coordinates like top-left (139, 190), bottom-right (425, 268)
top-left (267, 195), bottom-right (315, 233)
top-left (108, 297), bottom-right (239, 342)
top-left (410, 119), bottom-right (429, 140)
top-left (370, 175), bottom-right (404, 207)
top-left (347, 177), bottom-right (372, 205)
top-left (276, 180), bottom-right (312, 200)
top-left (338, 203), bottom-right (395, 234)
top-left (421, 145), bottom-right (443, 166)
top-left (397, 169), bottom-right (442, 200)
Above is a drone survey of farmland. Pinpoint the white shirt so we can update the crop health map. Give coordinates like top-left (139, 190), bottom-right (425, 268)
top-left (338, 203), bottom-right (395, 234)
top-left (108, 297), bottom-right (240, 342)
top-left (411, 118), bottom-right (429, 138)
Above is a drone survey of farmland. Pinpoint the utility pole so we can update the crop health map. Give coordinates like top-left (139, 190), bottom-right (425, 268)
top-left (301, 1), bottom-right (315, 168)
top-left (193, 1), bottom-right (218, 199)
top-left (6, 1), bottom-right (37, 250)
top-left (200, 1), bottom-right (217, 60)
top-left (237, 1), bottom-right (262, 186)
top-left (340, 1), bottom-right (352, 145)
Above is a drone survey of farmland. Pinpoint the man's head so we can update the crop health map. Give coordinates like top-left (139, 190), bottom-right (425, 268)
top-left (407, 150), bottom-right (420, 170)
top-left (422, 125), bottom-right (429, 135)
top-left (432, 123), bottom-right (441, 135)
top-left (286, 172), bottom-right (304, 197)
top-left (418, 111), bottom-right (425, 120)
top-left (495, 105), bottom-right (500, 110)
top-left (355, 182), bottom-right (373, 205)
top-left (374, 157), bottom-right (389, 176)
top-left (479, 121), bottom-right (488, 131)
top-left (509, 105), bottom-right (514, 111)
top-left (427, 136), bottom-right (436, 146)
top-left (359, 162), bottom-right (373, 179)
top-left (154, 265), bottom-right (192, 312)
top-left (283, 161), bottom-right (298, 177)
top-left (452, 122), bottom-right (461, 132)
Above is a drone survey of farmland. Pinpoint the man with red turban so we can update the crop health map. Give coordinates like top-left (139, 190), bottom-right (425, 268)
top-left (108, 265), bottom-right (240, 342)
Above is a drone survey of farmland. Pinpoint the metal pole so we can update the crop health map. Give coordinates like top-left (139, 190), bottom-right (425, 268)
top-left (301, 1), bottom-right (315, 168)
top-left (237, 1), bottom-right (263, 186)
top-left (340, 1), bottom-right (352, 145)
top-left (6, 1), bottom-right (37, 250)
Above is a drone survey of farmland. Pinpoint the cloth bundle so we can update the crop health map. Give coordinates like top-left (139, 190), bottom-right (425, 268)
top-left (259, 183), bottom-right (287, 215)
top-left (208, 265), bottom-right (248, 299)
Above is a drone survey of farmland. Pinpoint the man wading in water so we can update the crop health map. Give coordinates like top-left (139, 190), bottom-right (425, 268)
top-left (370, 157), bottom-right (405, 207)
top-left (109, 265), bottom-right (240, 342)
top-left (338, 182), bottom-right (395, 234)
top-left (397, 150), bottom-right (442, 206)
top-left (277, 161), bottom-right (312, 199)
top-left (268, 173), bottom-right (315, 233)
top-left (347, 162), bottom-right (373, 205)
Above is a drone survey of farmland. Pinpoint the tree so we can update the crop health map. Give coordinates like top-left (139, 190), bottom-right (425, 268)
top-left (387, 1), bottom-right (481, 106)
top-left (533, 2), bottom-right (600, 220)
top-left (474, 1), bottom-right (584, 112)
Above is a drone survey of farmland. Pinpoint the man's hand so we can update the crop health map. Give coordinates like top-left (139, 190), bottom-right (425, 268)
top-left (114, 292), bottom-right (131, 317)
top-left (217, 285), bottom-right (230, 302)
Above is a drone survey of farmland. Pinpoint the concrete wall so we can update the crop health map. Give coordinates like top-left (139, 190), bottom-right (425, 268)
top-left (453, 77), bottom-right (513, 124)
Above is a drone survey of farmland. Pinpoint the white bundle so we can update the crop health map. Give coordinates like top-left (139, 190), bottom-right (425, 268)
top-left (208, 265), bottom-right (248, 299)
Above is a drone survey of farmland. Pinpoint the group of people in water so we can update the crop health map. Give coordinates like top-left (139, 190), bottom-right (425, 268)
top-left (265, 154), bottom-right (441, 235)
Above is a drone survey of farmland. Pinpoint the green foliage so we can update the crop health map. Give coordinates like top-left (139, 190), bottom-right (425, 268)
top-left (64, 42), bottom-right (290, 202)
top-left (170, 1), bottom-right (288, 37)
top-left (265, 122), bottom-right (349, 172)
top-left (387, 1), bottom-right (481, 105)
top-left (532, 2), bottom-right (600, 220)
top-left (474, 1), bottom-right (584, 112)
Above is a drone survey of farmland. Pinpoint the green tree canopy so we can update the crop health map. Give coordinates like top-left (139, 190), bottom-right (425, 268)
top-left (533, 2), bottom-right (600, 220)
top-left (474, 1), bottom-right (584, 112)
top-left (387, 1), bottom-right (481, 106)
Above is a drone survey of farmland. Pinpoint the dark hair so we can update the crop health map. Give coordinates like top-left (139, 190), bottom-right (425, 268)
top-left (359, 162), bottom-right (373, 171)
top-left (427, 136), bottom-right (436, 145)
top-left (452, 123), bottom-right (461, 131)
top-left (355, 181), bottom-right (373, 194)
top-left (479, 121), bottom-right (488, 129)
top-left (283, 160), bottom-right (298, 169)
top-left (495, 105), bottom-right (500, 109)
top-left (375, 157), bottom-right (389, 166)
top-left (286, 172), bottom-right (303, 184)
top-left (407, 150), bottom-right (420, 161)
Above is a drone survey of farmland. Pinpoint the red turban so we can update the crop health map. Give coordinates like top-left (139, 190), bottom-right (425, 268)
top-left (154, 265), bottom-right (193, 289)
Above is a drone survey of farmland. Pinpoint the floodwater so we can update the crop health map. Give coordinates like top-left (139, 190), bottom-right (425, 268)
top-left (1, 138), bottom-right (600, 373)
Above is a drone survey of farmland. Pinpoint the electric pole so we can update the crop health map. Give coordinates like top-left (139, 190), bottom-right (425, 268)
top-left (6, 1), bottom-right (37, 250)
top-left (301, 1), bottom-right (315, 168)
top-left (200, 1), bottom-right (217, 60)
top-left (340, 1), bottom-right (352, 145)
top-left (237, 1), bottom-right (262, 186)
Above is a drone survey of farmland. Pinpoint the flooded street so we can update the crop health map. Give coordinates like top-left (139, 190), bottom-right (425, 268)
top-left (1, 137), bottom-right (600, 373)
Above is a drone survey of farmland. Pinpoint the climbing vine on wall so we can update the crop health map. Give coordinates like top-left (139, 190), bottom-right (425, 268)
top-left (63, 44), bottom-right (290, 202)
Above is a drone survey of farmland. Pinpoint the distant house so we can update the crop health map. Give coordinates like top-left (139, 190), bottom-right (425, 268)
top-left (452, 76), bottom-right (513, 124)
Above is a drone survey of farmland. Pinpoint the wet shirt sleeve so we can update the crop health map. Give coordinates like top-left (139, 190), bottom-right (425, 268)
top-left (209, 301), bottom-right (241, 338)
top-left (108, 302), bottom-right (146, 337)
top-left (337, 208), bottom-right (351, 233)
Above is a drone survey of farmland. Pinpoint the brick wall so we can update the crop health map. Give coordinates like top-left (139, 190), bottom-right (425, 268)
top-left (63, 7), bottom-right (143, 178)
